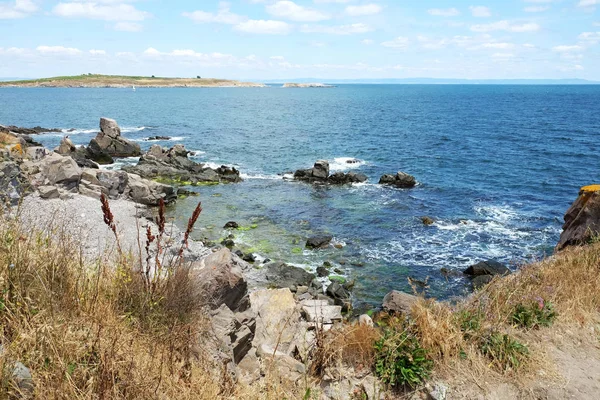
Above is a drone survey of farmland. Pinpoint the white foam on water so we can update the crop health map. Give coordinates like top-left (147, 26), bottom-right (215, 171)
top-left (329, 157), bottom-right (367, 172)
top-left (121, 126), bottom-right (147, 133)
top-left (60, 128), bottom-right (97, 135)
top-left (240, 173), bottom-right (283, 180)
top-left (99, 157), bottom-right (140, 170)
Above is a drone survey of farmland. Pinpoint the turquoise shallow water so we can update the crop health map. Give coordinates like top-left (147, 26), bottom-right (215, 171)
top-left (1, 85), bottom-right (599, 308)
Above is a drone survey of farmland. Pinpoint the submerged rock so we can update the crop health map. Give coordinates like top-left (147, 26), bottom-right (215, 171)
top-left (0, 124), bottom-right (62, 135)
top-left (123, 144), bottom-right (242, 185)
top-left (556, 185), bottom-right (600, 251)
top-left (379, 171), bottom-right (417, 188)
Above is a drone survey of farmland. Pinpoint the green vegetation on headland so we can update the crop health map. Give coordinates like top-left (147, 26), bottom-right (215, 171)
top-left (0, 74), bottom-right (265, 88)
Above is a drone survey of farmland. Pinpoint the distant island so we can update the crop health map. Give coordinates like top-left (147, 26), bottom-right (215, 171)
top-left (282, 83), bottom-right (335, 88)
top-left (0, 74), bottom-right (265, 88)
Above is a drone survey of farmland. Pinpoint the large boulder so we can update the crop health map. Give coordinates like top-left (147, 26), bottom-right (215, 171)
top-left (249, 288), bottom-right (300, 353)
top-left (55, 136), bottom-right (76, 155)
top-left (556, 185), bottom-right (600, 251)
top-left (312, 160), bottom-right (329, 179)
top-left (265, 261), bottom-right (316, 292)
top-left (39, 153), bottom-right (81, 185)
top-left (379, 171), bottom-right (417, 188)
top-left (55, 137), bottom-right (100, 169)
top-left (306, 235), bottom-right (333, 249)
top-left (463, 260), bottom-right (510, 276)
top-left (328, 171), bottom-right (368, 184)
top-left (191, 248), bottom-right (249, 312)
top-left (87, 117), bottom-right (141, 158)
top-left (123, 144), bottom-right (242, 184)
top-left (382, 290), bottom-right (418, 315)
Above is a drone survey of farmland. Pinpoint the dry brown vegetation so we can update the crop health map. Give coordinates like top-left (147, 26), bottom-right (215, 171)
top-left (1, 193), bottom-right (600, 398)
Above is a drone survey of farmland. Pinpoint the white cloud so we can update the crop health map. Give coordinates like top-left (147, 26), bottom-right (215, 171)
top-left (578, 31), bottom-right (600, 44)
top-left (345, 4), bottom-right (382, 16)
top-left (89, 49), bottom-right (106, 55)
top-left (270, 55), bottom-right (285, 60)
top-left (53, 2), bottom-right (150, 21)
top-left (491, 52), bottom-right (515, 59)
top-left (381, 36), bottom-right (409, 48)
top-left (234, 19), bottom-right (292, 34)
top-left (0, 0), bottom-right (38, 19)
top-left (114, 21), bottom-right (142, 31)
top-left (300, 23), bottom-right (373, 35)
top-left (552, 45), bottom-right (584, 52)
top-left (578, 0), bottom-right (599, 7)
top-left (182, 2), bottom-right (245, 25)
top-left (524, 6), bottom-right (550, 12)
top-left (37, 45), bottom-right (82, 56)
top-left (471, 20), bottom-right (540, 33)
top-left (313, 0), bottom-right (351, 3)
top-left (266, 1), bottom-right (329, 22)
top-left (469, 6), bottom-right (491, 17)
top-left (360, 39), bottom-right (374, 45)
top-left (428, 8), bottom-right (460, 17)
top-left (482, 42), bottom-right (515, 49)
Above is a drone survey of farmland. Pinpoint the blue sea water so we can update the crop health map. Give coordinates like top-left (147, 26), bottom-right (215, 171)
top-left (1, 85), bottom-right (599, 308)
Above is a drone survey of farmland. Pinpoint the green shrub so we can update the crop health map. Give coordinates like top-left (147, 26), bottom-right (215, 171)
top-left (456, 309), bottom-right (482, 338)
top-left (374, 326), bottom-right (433, 388)
top-left (511, 300), bottom-right (556, 329)
top-left (480, 332), bottom-right (528, 372)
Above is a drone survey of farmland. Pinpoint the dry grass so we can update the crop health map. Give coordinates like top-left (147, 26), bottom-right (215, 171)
top-left (0, 203), bottom-right (229, 399)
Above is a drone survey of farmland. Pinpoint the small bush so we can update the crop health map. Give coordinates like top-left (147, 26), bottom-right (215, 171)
top-left (373, 322), bottom-right (433, 388)
top-left (511, 299), bottom-right (556, 329)
top-left (456, 309), bottom-right (482, 338)
top-left (480, 332), bottom-right (529, 372)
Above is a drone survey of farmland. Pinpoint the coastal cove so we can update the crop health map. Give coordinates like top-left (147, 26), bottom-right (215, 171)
top-left (2, 84), bottom-right (599, 308)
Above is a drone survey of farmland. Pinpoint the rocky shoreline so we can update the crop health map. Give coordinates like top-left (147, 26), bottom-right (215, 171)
top-left (2, 116), bottom-right (597, 398)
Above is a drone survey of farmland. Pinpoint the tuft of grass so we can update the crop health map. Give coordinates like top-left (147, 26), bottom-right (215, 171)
top-left (479, 332), bottom-right (529, 373)
top-left (373, 319), bottom-right (433, 389)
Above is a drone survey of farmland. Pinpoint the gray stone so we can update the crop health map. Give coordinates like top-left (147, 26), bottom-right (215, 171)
top-left (12, 361), bottom-right (34, 395)
top-left (312, 159), bottom-right (330, 179)
top-left (306, 235), bottom-right (333, 249)
top-left (192, 248), bottom-right (248, 311)
top-left (88, 117), bottom-right (141, 158)
top-left (302, 304), bottom-right (342, 324)
top-left (472, 275), bottom-right (494, 289)
top-left (379, 171), bottom-right (417, 188)
top-left (358, 314), bottom-right (374, 327)
top-left (464, 260), bottom-right (510, 276)
top-left (250, 289), bottom-right (299, 353)
top-left (38, 185), bottom-right (59, 199)
top-left (382, 290), bottom-right (418, 315)
top-left (265, 261), bottom-right (316, 291)
top-left (39, 153), bottom-right (81, 185)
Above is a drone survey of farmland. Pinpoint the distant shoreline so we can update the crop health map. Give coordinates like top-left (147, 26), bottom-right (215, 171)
top-left (0, 74), bottom-right (265, 88)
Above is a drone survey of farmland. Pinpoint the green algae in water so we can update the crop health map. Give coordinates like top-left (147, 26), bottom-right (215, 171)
top-left (291, 247), bottom-right (303, 254)
top-left (329, 275), bottom-right (346, 284)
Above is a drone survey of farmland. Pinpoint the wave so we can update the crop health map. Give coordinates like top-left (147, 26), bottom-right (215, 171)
top-left (98, 157), bottom-right (140, 170)
top-left (240, 173), bottom-right (283, 180)
top-left (121, 126), bottom-right (148, 133)
top-left (329, 157), bottom-right (368, 172)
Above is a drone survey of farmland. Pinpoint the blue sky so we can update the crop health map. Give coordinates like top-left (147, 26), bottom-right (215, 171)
top-left (1, 0), bottom-right (599, 80)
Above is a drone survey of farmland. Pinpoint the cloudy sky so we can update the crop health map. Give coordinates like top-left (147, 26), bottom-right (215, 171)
top-left (1, 0), bottom-right (599, 80)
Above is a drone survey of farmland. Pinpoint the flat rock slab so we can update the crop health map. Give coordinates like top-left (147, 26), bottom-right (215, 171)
top-left (250, 288), bottom-right (299, 353)
top-left (302, 304), bottom-right (342, 324)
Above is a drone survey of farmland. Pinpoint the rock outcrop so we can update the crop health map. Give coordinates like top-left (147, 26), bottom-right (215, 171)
top-left (379, 171), bottom-right (417, 188)
top-left (87, 117), bottom-right (141, 160)
top-left (123, 144), bottom-right (242, 184)
top-left (382, 290), bottom-right (418, 315)
top-left (306, 235), bottom-right (333, 249)
top-left (556, 185), bottom-right (600, 251)
top-left (463, 260), bottom-right (511, 290)
top-left (0, 124), bottom-right (62, 135)
top-left (0, 161), bottom-right (31, 205)
top-left (293, 160), bottom-right (368, 185)
top-left (265, 262), bottom-right (316, 292)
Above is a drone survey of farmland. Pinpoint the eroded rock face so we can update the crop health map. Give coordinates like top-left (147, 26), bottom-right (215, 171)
top-left (191, 248), bottom-right (249, 312)
top-left (123, 144), bottom-right (242, 184)
top-left (88, 117), bottom-right (141, 159)
top-left (556, 185), bottom-right (600, 251)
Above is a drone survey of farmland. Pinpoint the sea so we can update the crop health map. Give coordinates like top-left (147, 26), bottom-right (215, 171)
top-left (1, 85), bottom-right (599, 309)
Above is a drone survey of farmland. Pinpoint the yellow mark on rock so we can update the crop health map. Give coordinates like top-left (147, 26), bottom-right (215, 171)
top-left (580, 184), bottom-right (600, 193)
